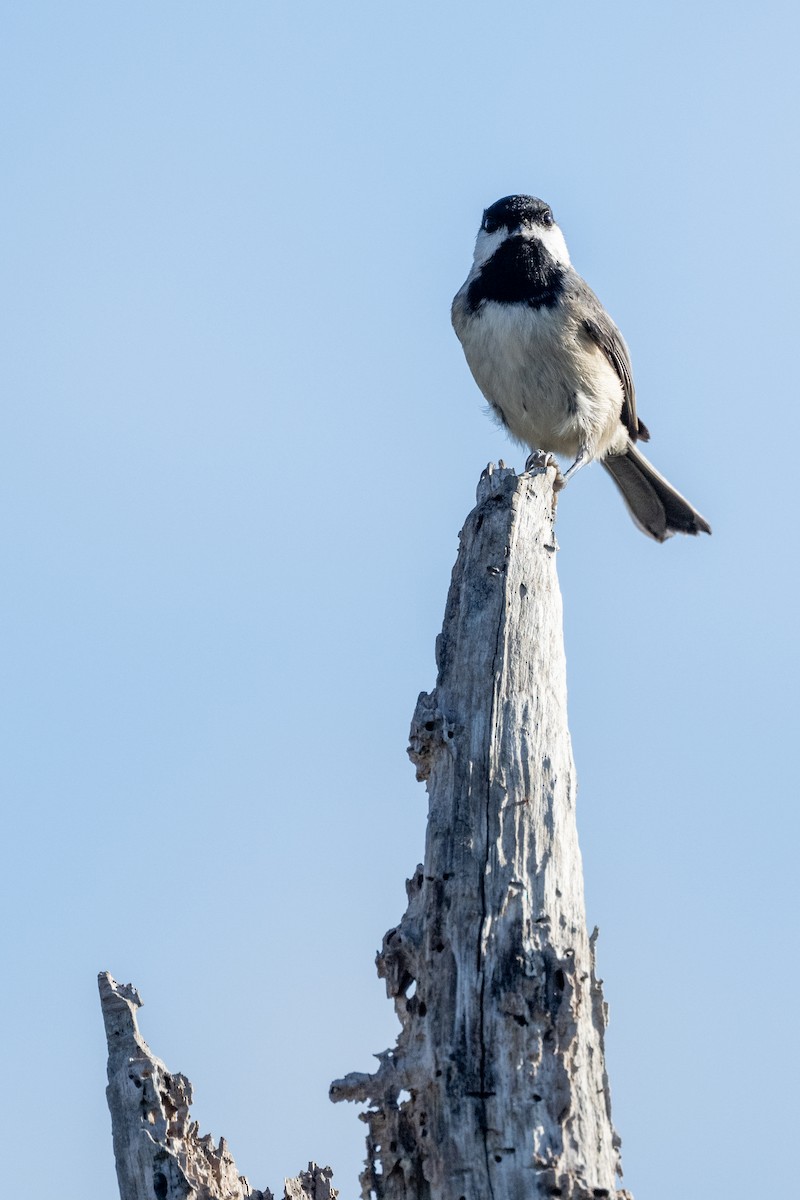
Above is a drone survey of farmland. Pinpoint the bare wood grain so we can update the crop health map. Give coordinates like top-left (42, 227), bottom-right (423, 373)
top-left (98, 972), bottom-right (336, 1200)
top-left (332, 465), bottom-right (631, 1200)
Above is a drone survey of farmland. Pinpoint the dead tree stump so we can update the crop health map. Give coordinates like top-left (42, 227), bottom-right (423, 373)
top-left (331, 465), bottom-right (632, 1200)
top-left (98, 972), bottom-right (337, 1200)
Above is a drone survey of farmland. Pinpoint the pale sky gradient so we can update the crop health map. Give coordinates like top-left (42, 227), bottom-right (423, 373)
top-left (2, 4), bottom-right (798, 1198)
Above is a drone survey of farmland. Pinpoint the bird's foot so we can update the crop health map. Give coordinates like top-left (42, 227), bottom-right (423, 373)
top-left (560, 445), bottom-right (591, 489)
top-left (524, 448), bottom-right (554, 473)
top-left (524, 449), bottom-right (565, 489)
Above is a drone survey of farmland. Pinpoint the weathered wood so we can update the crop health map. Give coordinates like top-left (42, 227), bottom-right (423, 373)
top-left (99, 972), bottom-right (337, 1200)
top-left (331, 465), bottom-right (632, 1200)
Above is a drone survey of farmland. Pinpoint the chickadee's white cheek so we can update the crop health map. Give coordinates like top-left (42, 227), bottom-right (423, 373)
top-left (473, 229), bottom-right (508, 268)
top-left (524, 225), bottom-right (571, 266)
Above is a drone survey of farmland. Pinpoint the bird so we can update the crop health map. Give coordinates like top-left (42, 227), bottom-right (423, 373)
top-left (451, 195), bottom-right (711, 541)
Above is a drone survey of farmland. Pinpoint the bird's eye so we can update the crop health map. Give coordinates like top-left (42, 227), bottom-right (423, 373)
top-left (541, 209), bottom-right (554, 227)
top-left (482, 215), bottom-right (499, 234)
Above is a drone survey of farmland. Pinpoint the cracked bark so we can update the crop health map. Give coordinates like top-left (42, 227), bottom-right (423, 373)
top-left (99, 972), bottom-right (337, 1200)
top-left (331, 464), bottom-right (632, 1200)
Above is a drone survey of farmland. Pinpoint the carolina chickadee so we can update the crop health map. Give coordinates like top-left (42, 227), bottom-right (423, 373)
top-left (452, 195), bottom-right (711, 541)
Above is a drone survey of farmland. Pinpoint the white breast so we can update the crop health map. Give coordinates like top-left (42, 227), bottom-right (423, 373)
top-left (453, 293), bottom-right (627, 461)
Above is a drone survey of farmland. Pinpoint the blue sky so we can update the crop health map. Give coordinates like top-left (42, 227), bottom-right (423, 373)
top-left (1, 3), bottom-right (798, 1197)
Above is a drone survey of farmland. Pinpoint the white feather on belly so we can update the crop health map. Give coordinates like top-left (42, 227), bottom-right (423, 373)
top-left (454, 298), bottom-right (627, 460)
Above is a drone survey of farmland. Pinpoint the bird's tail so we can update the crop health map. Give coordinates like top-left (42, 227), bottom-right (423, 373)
top-left (602, 443), bottom-right (711, 542)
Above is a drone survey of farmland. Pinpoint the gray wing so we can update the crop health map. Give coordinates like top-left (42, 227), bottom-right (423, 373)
top-left (570, 279), bottom-right (649, 443)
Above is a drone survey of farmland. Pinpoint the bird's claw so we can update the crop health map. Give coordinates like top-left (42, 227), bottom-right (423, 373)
top-left (524, 449), bottom-right (553, 473)
top-left (524, 449), bottom-right (565, 489)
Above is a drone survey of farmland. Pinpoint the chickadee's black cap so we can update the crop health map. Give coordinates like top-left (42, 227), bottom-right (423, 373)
top-left (482, 195), bottom-right (554, 233)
